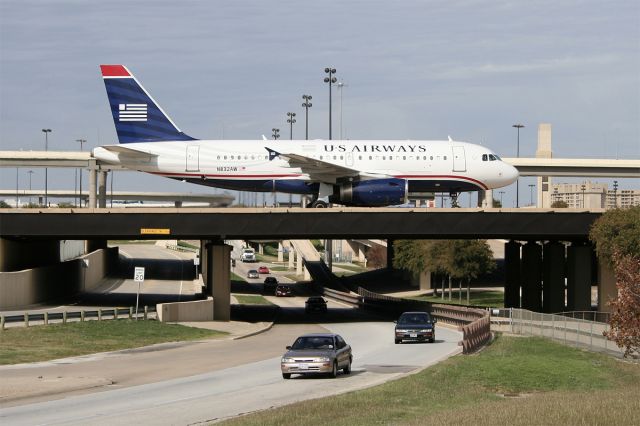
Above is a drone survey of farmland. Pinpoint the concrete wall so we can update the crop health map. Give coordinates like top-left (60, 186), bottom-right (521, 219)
top-left (0, 247), bottom-right (117, 309)
top-left (157, 298), bottom-right (214, 322)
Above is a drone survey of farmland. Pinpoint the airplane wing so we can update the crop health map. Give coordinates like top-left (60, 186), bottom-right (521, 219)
top-left (265, 147), bottom-right (387, 183)
top-left (100, 145), bottom-right (158, 158)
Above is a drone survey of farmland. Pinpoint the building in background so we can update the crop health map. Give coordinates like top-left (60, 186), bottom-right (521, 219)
top-left (551, 181), bottom-right (640, 209)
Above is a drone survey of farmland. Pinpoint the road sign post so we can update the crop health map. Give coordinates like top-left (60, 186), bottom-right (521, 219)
top-left (134, 266), bottom-right (145, 320)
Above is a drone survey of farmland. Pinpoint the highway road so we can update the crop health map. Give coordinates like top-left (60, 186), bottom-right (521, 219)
top-left (0, 321), bottom-right (462, 425)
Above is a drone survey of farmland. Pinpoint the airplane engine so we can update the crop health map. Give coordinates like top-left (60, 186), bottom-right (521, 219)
top-left (334, 178), bottom-right (407, 207)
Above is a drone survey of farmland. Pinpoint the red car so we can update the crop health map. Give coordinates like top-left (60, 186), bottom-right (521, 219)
top-left (258, 266), bottom-right (270, 274)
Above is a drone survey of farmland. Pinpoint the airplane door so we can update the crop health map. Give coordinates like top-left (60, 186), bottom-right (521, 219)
top-left (452, 146), bottom-right (466, 172)
top-left (186, 145), bottom-right (200, 172)
top-left (345, 152), bottom-right (354, 167)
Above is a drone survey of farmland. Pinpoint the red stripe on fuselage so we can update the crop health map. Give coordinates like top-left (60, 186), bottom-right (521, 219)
top-left (100, 65), bottom-right (130, 77)
top-left (150, 172), bottom-right (304, 179)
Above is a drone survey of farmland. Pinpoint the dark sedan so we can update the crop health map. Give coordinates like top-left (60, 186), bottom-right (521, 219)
top-left (394, 311), bottom-right (437, 344)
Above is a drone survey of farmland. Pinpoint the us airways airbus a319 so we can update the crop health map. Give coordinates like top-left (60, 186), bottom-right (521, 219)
top-left (93, 65), bottom-right (518, 207)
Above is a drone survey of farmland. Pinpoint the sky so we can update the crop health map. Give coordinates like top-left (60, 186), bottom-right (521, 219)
top-left (1, 0), bottom-right (639, 207)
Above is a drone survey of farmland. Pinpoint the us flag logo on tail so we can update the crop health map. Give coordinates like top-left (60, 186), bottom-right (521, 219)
top-left (118, 104), bottom-right (147, 122)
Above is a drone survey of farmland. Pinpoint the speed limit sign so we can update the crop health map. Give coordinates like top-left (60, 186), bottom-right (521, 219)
top-left (134, 267), bottom-right (145, 282)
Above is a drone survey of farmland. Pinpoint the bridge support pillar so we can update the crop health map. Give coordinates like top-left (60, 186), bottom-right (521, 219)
top-left (278, 242), bottom-right (283, 262)
top-left (98, 171), bottom-right (107, 208)
top-left (204, 240), bottom-right (231, 321)
top-left (566, 243), bottom-right (593, 311)
top-left (478, 190), bottom-right (494, 208)
top-left (504, 241), bottom-right (521, 308)
top-left (89, 166), bottom-right (97, 208)
top-left (288, 245), bottom-right (295, 270)
top-left (296, 250), bottom-right (303, 276)
top-left (522, 241), bottom-right (542, 311)
top-left (542, 242), bottom-right (565, 313)
top-left (387, 239), bottom-right (395, 269)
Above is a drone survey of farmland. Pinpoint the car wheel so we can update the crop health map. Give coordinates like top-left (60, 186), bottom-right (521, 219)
top-left (282, 373), bottom-right (291, 379)
top-left (343, 358), bottom-right (352, 375)
top-left (429, 337), bottom-right (435, 343)
top-left (330, 361), bottom-right (338, 378)
top-left (395, 339), bottom-right (401, 344)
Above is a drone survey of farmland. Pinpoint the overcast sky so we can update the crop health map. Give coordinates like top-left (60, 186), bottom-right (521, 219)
top-left (1, 0), bottom-right (638, 206)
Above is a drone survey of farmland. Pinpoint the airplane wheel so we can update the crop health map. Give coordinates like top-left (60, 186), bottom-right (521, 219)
top-left (311, 200), bottom-right (328, 208)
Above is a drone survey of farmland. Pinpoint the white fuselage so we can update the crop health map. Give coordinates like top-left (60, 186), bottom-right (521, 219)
top-left (93, 139), bottom-right (518, 196)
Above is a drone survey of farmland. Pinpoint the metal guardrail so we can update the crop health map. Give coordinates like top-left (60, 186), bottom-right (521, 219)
top-left (166, 244), bottom-right (199, 253)
top-left (489, 308), bottom-right (625, 357)
top-left (1, 306), bottom-right (157, 329)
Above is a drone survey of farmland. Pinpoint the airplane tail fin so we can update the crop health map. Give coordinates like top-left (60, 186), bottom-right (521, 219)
top-left (100, 65), bottom-right (196, 143)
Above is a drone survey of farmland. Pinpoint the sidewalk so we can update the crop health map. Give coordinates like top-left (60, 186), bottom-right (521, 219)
top-left (178, 320), bottom-right (273, 339)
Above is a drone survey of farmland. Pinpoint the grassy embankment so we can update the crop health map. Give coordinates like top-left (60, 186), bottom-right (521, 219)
top-left (412, 290), bottom-right (505, 307)
top-left (0, 320), bottom-right (227, 365)
top-left (221, 335), bottom-right (640, 426)
top-left (233, 295), bottom-right (273, 305)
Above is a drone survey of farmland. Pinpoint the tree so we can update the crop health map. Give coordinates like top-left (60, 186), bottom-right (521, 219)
top-left (551, 200), bottom-right (569, 208)
top-left (604, 253), bottom-right (640, 358)
top-left (589, 206), bottom-right (640, 267)
top-left (0, 200), bottom-right (11, 208)
top-left (492, 198), bottom-right (502, 208)
top-left (365, 245), bottom-right (387, 269)
top-left (450, 240), bottom-right (496, 304)
top-left (393, 240), bottom-right (428, 275)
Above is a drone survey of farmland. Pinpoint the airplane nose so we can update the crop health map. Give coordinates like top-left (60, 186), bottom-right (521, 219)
top-left (505, 164), bottom-right (519, 184)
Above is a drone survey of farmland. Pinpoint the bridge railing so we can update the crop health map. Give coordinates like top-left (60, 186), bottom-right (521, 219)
top-left (1, 306), bottom-right (156, 329)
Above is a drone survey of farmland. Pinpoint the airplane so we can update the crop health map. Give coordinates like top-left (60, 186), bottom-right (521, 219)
top-left (94, 65), bottom-right (518, 208)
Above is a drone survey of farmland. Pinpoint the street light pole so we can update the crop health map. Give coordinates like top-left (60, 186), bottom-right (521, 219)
top-left (581, 184), bottom-right (586, 208)
top-left (302, 95), bottom-right (312, 140)
top-left (612, 180), bottom-right (618, 208)
top-left (323, 68), bottom-right (337, 140)
top-left (42, 129), bottom-right (51, 206)
top-left (499, 190), bottom-right (505, 207)
top-left (76, 139), bottom-right (86, 207)
top-left (337, 81), bottom-right (347, 140)
top-left (512, 124), bottom-right (524, 207)
top-left (272, 128), bottom-right (280, 140)
top-left (286, 112), bottom-right (296, 140)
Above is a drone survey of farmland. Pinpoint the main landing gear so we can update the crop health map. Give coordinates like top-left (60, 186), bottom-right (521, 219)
top-left (449, 191), bottom-right (461, 208)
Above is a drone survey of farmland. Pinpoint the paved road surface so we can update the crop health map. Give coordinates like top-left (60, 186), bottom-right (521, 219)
top-left (0, 322), bottom-right (461, 425)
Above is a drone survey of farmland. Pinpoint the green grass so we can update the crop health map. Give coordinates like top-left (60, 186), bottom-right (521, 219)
top-left (220, 335), bottom-right (640, 426)
top-left (268, 266), bottom-right (289, 271)
top-left (231, 272), bottom-right (246, 282)
top-left (233, 295), bottom-right (273, 305)
top-left (0, 320), bottom-right (227, 365)
top-left (412, 290), bottom-right (505, 307)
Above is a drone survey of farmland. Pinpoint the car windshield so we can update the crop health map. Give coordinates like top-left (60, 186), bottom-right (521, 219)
top-left (398, 313), bottom-right (431, 324)
top-left (291, 336), bottom-right (334, 350)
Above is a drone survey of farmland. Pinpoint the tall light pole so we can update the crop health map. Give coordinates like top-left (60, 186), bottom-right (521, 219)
top-left (528, 184), bottom-right (535, 206)
top-left (581, 183), bottom-right (586, 208)
top-left (512, 124), bottom-right (524, 207)
top-left (76, 139), bottom-right (86, 207)
top-left (302, 95), bottom-right (312, 140)
top-left (15, 168), bottom-right (19, 207)
top-left (612, 180), bottom-right (618, 208)
top-left (27, 170), bottom-right (34, 204)
top-left (286, 112), bottom-right (296, 140)
top-left (272, 128), bottom-right (280, 140)
top-left (42, 129), bottom-right (51, 207)
top-left (498, 190), bottom-right (505, 207)
top-left (323, 67), bottom-right (337, 140)
top-left (337, 81), bottom-right (347, 140)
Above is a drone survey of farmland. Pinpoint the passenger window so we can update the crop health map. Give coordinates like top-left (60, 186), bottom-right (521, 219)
top-left (340, 156), bottom-right (343, 160)
top-left (444, 156), bottom-right (447, 160)
top-left (224, 155), bottom-right (227, 160)
top-left (230, 155), bottom-right (234, 160)
top-left (217, 155), bottom-right (220, 160)
top-left (382, 156), bottom-right (386, 160)
top-left (319, 156), bottom-right (323, 160)
top-left (369, 156), bottom-right (372, 160)
top-left (403, 156), bottom-right (406, 160)
top-left (358, 156), bottom-right (362, 160)
top-left (251, 155), bottom-right (254, 160)
top-left (430, 156), bottom-right (433, 160)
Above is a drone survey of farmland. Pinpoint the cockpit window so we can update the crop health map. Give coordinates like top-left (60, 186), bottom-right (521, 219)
top-left (494, 154), bottom-right (501, 160)
top-left (482, 154), bottom-right (488, 161)
top-left (488, 154), bottom-right (496, 161)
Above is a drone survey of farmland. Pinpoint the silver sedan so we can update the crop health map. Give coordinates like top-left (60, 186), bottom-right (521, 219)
top-left (281, 333), bottom-right (352, 379)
